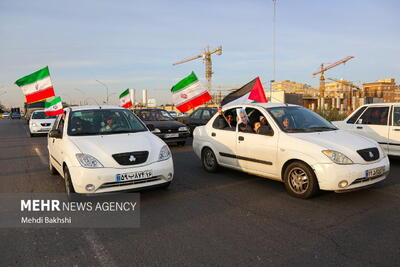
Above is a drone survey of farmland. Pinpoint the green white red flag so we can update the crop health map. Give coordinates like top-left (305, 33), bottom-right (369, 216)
top-left (221, 77), bottom-right (268, 108)
top-left (119, 89), bottom-right (132, 108)
top-left (171, 72), bottom-right (212, 112)
top-left (44, 96), bottom-right (63, 116)
top-left (14, 66), bottom-right (56, 104)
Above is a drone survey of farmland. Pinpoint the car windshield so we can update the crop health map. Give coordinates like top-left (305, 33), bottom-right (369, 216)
top-left (68, 109), bottom-right (148, 136)
top-left (267, 106), bottom-right (337, 133)
top-left (32, 111), bottom-right (57, 119)
top-left (136, 109), bottom-right (175, 121)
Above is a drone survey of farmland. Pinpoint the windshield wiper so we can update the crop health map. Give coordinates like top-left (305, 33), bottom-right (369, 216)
top-left (285, 128), bottom-right (307, 133)
top-left (307, 126), bottom-right (337, 132)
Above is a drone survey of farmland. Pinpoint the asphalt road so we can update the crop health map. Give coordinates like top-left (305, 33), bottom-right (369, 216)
top-left (0, 119), bottom-right (399, 266)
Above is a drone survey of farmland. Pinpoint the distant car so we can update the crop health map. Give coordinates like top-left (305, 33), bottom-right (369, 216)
top-left (48, 105), bottom-right (173, 196)
top-left (1, 112), bottom-right (10, 119)
top-left (333, 103), bottom-right (400, 156)
top-left (29, 110), bottom-right (57, 136)
top-left (10, 112), bottom-right (21, 119)
top-left (134, 108), bottom-right (190, 146)
top-left (183, 107), bottom-right (218, 134)
top-left (168, 111), bottom-right (178, 118)
top-left (193, 103), bottom-right (389, 199)
top-left (177, 112), bottom-right (189, 118)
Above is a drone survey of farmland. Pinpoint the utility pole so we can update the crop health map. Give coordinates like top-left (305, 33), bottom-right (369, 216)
top-left (95, 80), bottom-right (109, 104)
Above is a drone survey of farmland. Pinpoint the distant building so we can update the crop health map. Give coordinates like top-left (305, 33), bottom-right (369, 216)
top-left (324, 80), bottom-right (354, 98)
top-left (362, 78), bottom-right (397, 102)
top-left (272, 80), bottom-right (318, 96)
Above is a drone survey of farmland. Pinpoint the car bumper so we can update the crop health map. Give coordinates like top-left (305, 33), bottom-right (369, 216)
top-left (154, 132), bottom-right (189, 143)
top-left (312, 156), bottom-right (390, 191)
top-left (30, 126), bottom-right (52, 134)
top-left (68, 158), bottom-right (174, 194)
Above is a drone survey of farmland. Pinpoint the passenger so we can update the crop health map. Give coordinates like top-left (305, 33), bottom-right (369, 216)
top-left (101, 114), bottom-right (117, 132)
top-left (260, 116), bottom-right (267, 125)
top-left (282, 116), bottom-right (290, 130)
top-left (70, 117), bottom-right (83, 133)
top-left (253, 121), bottom-right (261, 134)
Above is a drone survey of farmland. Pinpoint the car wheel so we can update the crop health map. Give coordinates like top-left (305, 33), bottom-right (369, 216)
top-left (49, 156), bottom-right (58, 175)
top-left (177, 141), bottom-right (186, 146)
top-left (201, 147), bottom-right (219, 172)
top-left (283, 161), bottom-right (319, 199)
top-left (64, 166), bottom-right (76, 198)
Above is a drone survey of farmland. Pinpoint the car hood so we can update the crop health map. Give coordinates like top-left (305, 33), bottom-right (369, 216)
top-left (69, 131), bottom-right (164, 168)
top-left (292, 129), bottom-right (380, 163)
top-left (143, 120), bottom-right (185, 130)
top-left (30, 118), bottom-right (56, 124)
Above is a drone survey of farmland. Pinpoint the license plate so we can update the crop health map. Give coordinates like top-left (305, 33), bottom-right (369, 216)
top-left (164, 133), bottom-right (179, 138)
top-left (365, 166), bottom-right (385, 178)
top-left (116, 170), bottom-right (152, 182)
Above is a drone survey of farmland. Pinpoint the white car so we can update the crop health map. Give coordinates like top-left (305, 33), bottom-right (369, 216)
top-left (333, 103), bottom-right (400, 156)
top-left (47, 105), bottom-right (174, 196)
top-left (193, 103), bottom-right (390, 198)
top-left (29, 110), bottom-right (57, 136)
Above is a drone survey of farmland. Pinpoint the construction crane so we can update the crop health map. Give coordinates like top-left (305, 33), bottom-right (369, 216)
top-left (312, 56), bottom-right (355, 98)
top-left (173, 46), bottom-right (222, 91)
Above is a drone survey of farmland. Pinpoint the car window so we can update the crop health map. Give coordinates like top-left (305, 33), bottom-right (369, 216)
top-left (347, 106), bottom-right (367, 124)
top-left (68, 109), bottom-right (147, 136)
top-left (135, 109), bottom-right (174, 121)
top-left (243, 107), bottom-right (273, 135)
top-left (32, 111), bottom-right (57, 119)
top-left (212, 108), bottom-right (237, 131)
top-left (191, 110), bottom-right (202, 119)
top-left (393, 107), bottom-right (400, 126)
top-left (357, 106), bottom-right (389, 126)
top-left (202, 110), bottom-right (212, 120)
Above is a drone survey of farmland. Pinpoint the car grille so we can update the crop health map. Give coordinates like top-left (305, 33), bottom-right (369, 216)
top-left (98, 176), bottom-right (162, 189)
top-left (159, 128), bottom-right (179, 133)
top-left (41, 123), bottom-right (51, 127)
top-left (351, 174), bottom-right (384, 185)
top-left (112, 151), bottom-right (149, 165)
top-left (357, 147), bottom-right (379, 162)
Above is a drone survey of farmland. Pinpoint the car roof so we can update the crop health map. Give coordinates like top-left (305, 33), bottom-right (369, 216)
top-left (222, 102), bottom-right (298, 111)
top-left (68, 105), bottom-right (125, 111)
top-left (361, 102), bottom-right (398, 106)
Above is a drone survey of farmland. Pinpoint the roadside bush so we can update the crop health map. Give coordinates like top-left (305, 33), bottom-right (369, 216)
top-left (315, 108), bottom-right (348, 122)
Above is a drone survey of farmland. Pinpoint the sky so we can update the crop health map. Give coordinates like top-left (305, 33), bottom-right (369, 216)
top-left (0, 0), bottom-right (399, 107)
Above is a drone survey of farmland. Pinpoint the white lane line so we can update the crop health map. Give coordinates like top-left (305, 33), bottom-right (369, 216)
top-left (83, 229), bottom-right (118, 267)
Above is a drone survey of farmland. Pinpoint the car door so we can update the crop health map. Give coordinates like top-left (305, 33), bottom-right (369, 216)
top-left (388, 104), bottom-right (400, 156)
top-left (209, 108), bottom-right (239, 167)
top-left (340, 106), bottom-right (368, 134)
top-left (49, 115), bottom-right (66, 172)
top-left (235, 107), bottom-right (278, 176)
top-left (355, 105), bottom-right (390, 149)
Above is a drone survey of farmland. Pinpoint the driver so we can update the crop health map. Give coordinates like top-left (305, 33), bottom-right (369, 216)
top-left (100, 114), bottom-right (118, 132)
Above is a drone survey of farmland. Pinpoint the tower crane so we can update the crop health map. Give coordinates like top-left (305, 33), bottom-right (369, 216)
top-left (312, 56), bottom-right (355, 98)
top-left (172, 46), bottom-right (222, 91)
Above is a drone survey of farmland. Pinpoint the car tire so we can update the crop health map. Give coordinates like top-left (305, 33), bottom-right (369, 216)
top-left (64, 166), bottom-right (76, 198)
top-left (177, 141), bottom-right (185, 146)
top-left (201, 147), bottom-right (219, 172)
top-left (283, 161), bottom-right (319, 199)
top-left (49, 156), bottom-right (58, 175)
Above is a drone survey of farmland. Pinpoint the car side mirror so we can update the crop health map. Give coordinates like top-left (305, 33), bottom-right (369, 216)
top-left (49, 129), bottom-right (62, 139)
top-left (147, 124), bottom-right (155, 131)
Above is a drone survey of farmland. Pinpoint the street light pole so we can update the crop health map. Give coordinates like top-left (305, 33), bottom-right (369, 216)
top-left (74, 88), bottom-right (86, 105)
top-left (95, 80), bottom-right (109, 104)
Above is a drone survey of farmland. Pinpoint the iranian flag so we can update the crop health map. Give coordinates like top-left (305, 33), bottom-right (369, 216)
top-left (221, 77), bottom-right (268, 108)
top-left (119, 89), bottom-right (132, 108)
top-left (15, 66), bottom-right (56, 103)
top-left (44, 96), bottom-right (64, 116)
top-left (171, 72), bottom-right (212, 112)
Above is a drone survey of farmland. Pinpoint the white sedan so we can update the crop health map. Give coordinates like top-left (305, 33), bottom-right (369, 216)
top-left (193, 103), bottom-right (390, 198)
top-left (333, 103), bottom-right (400, 156)
top-left (48, 105), bottom-right (174, 196)
top-left (29, 110), bottom-right (57, 136)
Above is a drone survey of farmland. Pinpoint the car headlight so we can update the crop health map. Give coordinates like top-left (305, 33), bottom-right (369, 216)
top-left (158, 145), bottom-right (171, 161)
top-left (76, 153), bottom-right (104, 168)
top-left (178, 126), bottom-right (188, 132)
top-left (322, 150), bottom-right (353, 165)
top-left (152, 128), bottom-right (161, 133)
top-left (31, 123), bottom-right (37, 127)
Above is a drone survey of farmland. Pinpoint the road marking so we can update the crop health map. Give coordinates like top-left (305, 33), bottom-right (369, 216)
top-left (83, 229), bottom-right (118, 267)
